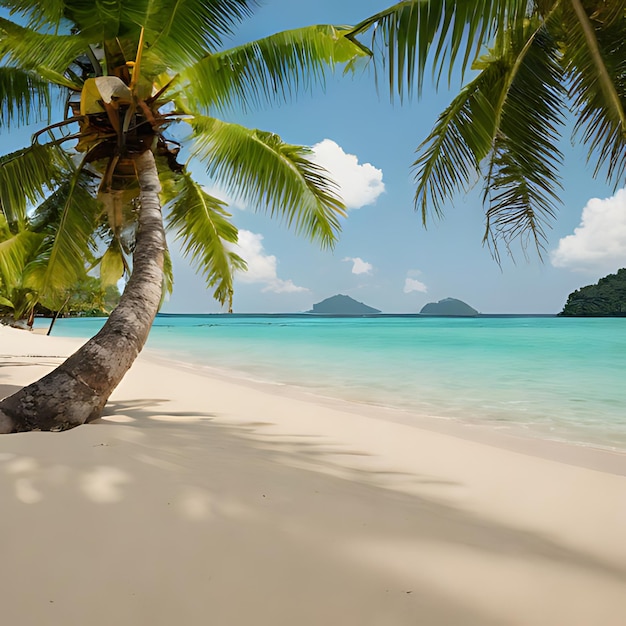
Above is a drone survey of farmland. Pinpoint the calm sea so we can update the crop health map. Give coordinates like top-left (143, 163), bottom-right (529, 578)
top-left (38, 314), bottom-right (626, 451)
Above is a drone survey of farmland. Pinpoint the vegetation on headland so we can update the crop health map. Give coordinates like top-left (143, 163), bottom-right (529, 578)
top-left (559, 269), bottom-right (626, 316)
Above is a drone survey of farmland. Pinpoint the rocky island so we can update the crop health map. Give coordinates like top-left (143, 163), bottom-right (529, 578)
top-left (420, 297), bottom-right (479, 316)
top-left (308, 294), bottom-right (381, 315)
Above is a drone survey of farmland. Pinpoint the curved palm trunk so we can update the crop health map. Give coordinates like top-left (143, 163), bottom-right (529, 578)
top-left (0, 151), bottom-right (165, 433)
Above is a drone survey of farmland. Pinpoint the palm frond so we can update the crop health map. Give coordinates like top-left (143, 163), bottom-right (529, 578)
top-left (24, 166), bottom-right (100, 302)
top-left (99, 239), bottom-right (125, 287)
top-left (126, 0), bottom-right (257, 69)
top-left (162, 244), bottom-right (174, 301)
top-left (5, 0), bottom-right (132, 40)
top-left (413, 18), bottom-right (566, 255)
top-left (0, 17), bottom-right (88, 85)
top-left (561, 0), bottom-right (626, 185)
top-left (188, 116), bottom-right (346, 247)
top-left (348, 0), bottom-right (530, 100)
top-left (0, 212), bottom-right (9, 239)
top-left (412, 77), bottom-right (494, 224)
top-left (180, 24), bottom-right (368, 113)
top-left (0, 67), bottom-right (52, 129)
top-left (0, 144), bottom-right (70, 227)
top-left (165, 171), bottom-right (245, 306)
top-left (481, 23), bottom-right (566, 257)
top-left (0, 0), bottom-right (68, 30)
top-left (0, 229), bottom-right (44, 289)
top-left (0, 294), bottom-right (14, 308)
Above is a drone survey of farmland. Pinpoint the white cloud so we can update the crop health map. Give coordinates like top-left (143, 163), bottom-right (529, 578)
top-left (343, 257), bottom-right (373, 275)
top-left (403, 270), bottom-right (428, 293)
top-left (233, 230), bottom-right (308, 293)
top-left (404, 278), bottom-right (428, 294)
top-left (310, 139), bottom-right (384, 209)
top-left (551, 188), bottom-right (626, 272)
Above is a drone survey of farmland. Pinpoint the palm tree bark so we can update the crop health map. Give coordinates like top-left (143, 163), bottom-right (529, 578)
top-left (0, 150), bottom-right (165, 433)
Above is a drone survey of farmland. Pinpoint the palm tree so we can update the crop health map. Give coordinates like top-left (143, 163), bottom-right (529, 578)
top-left (348, 0), bottom-right (625, 259)
top-left (0, 211), bottom-right (40, 324)
top-left (0, 0), bottom-right (366, 433)
top-left (0, 175), bottom-right (100, 327)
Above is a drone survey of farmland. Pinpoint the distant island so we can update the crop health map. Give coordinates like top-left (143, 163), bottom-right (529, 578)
top-left (420, 297), bottom-right (479, 317)
top-left (308, 294), bottom-right (381, 315)
top-left (559, 269), bottom-right (626, 316)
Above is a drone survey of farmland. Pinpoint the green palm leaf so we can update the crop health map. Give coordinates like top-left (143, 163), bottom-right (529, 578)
top-left (99, 240), bottom-right (125, 287)
top-left (165, 171), bottom-right (245, 306)
top-left (0, 144), bottom-right (70, 227)
top-left (181, 24), bottom-right (368, 113)
top-left (162, 244), bottom-right (174, 301)
top-left (24, 166), bottom-right (100, 302)
top-left (481, 21), bottom-right (566, 257)
top-left (413, 77), bottom-right (494, 224)
top-left (0, 294), bottom-right (13, 308)
top-left (128, 0), bottom-right (256, 68)
top-left (188, 116), bottom-right (346, 248)
top-left (414, 17), bottom-right (566, 256)
top-left (0, 67), bottom-right (52, 129)
top-left (348, 0), bottom-right (529, 99)
top-left (0, 225), bottom-right (44, 289)
top-left (1, 0), bottom-right (69, 30)
top-left (4, 0), bottom-right (126, 40)
top-left (560, 0), bottom-right (626, 185)
top-left (0, 17), bottom-right (87, 87)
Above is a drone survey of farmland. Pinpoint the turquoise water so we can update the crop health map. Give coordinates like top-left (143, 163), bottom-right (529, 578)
top-left (38, 315), bottom-right (626, 451)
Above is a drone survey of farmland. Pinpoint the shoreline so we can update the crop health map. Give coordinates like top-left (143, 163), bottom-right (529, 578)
top-left (145, 349), bottom-right (626, 477)
top-left (33, 315), bottom-right (626, 456)
top-left (1, 325), bottom-right (626, 625)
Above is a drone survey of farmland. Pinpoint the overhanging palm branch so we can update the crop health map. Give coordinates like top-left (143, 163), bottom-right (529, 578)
top-left (350, 0), bottom-right (626, 255)
top-left (560, 0), bottom-right (626, 184)
top-left (0, 17), bottom-right (87, 88)
top-left (480, 21), bottom-right (566, 257)
top-left (0, 224), bottom-right (44, 288)
top-left (41, 0), bottom-right (257, 63)
top-left (181, 24), bottom-right (369, 113)
top-left (0, 144), bottom-right (70, 226)
top-left (162, 245), bottom-right (174, 301)
top-left (0, 67), bottom-right (52, 128)
top-left (99, 239), bottom-right (126, 287)
top-left (188, 115), bottom-right (346, 247)
top-left (165, 172), bottom-right (245, 306)
top-left (348, 0), bottom-right (529, 99)
top-left (412, 77), bottom-right (495, 224)
top-left (129, 0), bottom-right (257, 67)
top-left (414, 19), bottom-right (566, 257)
top-left (23, 166), bottom-right (100, 302)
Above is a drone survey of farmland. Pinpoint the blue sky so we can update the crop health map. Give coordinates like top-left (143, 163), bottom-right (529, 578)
top-left (169, 0), bottom-right (625, 314)
top-left (4, 1), bottom-right (626, 313)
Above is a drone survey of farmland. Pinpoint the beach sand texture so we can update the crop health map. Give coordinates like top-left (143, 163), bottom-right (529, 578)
top-left (1, 325), bottom-right (625, 626)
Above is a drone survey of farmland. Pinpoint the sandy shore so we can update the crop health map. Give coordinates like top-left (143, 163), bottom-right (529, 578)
top-left (1, 325), bottom-right (625, 626)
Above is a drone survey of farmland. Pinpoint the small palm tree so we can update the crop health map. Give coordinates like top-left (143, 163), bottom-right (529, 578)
top-left (0, 0), bottom-right (366, 432)
top-left (0, 175), bottom-right (99, 326)
top-left (349, 0), bottom-right (625, 258)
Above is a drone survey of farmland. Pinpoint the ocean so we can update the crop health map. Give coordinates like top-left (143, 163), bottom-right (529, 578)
top-left (37, 314), bottom-right (626, 452)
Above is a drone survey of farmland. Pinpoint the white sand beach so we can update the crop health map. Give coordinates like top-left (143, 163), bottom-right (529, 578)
top-left (1, 324), bottom-right (625, 626)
